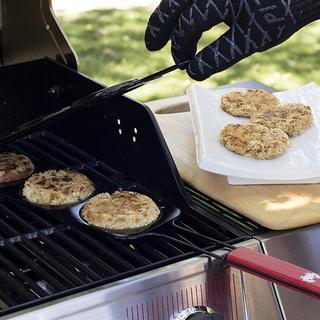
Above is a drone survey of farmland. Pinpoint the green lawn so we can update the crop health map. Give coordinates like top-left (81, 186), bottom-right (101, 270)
top-left (58, 8), bottom-right (320, 102)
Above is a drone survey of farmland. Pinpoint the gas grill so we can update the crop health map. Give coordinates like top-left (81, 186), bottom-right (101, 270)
top-left (1, 1), bottom-right (320, 319)
top-left (0, 26), bottom-right (263, 319)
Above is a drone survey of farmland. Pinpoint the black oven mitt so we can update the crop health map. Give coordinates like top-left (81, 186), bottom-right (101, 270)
top-left (145, 0), bottom-right (320, 80)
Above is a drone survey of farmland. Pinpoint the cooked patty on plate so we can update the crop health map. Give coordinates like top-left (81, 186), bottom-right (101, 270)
top-left (220, 124), bottom-right (290, 160)
top-left (81, 191), bottom-right (160, 234)
top-left (0, 152), bottom-right (34, 184)
top-left (22, 169), bottom-right (95, 206)
top-left (250, 103), bottom-right (313, 137)
top-left (221, 89), bottom-right (279, 117)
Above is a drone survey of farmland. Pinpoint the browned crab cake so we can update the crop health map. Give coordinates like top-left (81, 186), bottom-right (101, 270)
top-left (250, 103), bottom-right (313, 137)
top-left (220, 124), bottom-right (290, 160)
top-left (221, 89), bottom-right (279, 117)
top-left (0, 152), bottom-right (34, 184)
top-left (22, 169), bottom-right (95, 206)
top-left (81, 191), bottom-right (160, 234)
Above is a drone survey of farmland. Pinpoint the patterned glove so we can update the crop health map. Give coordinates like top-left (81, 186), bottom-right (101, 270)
top-left (145, 0), bottom-right (320, 80)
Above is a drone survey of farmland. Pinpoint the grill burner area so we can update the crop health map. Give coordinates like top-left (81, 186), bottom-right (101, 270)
top-left (0, 131), bottom-right (255, 316)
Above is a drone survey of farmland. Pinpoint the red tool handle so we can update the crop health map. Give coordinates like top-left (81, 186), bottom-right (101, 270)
top-left (226, 247), bottom-right (320, 300)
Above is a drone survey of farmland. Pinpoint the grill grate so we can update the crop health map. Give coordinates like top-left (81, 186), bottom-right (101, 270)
top-left (185, 185), bottom-right (266, 235)
top-left (0, 131), bottom-right (258, 316)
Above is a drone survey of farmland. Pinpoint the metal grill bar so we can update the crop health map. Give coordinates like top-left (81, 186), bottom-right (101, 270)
top-left (0, 288), bottom-right (17, 308)
top-left (90, 231), bottom-right (153, 267)
top-left (30, 136), bottom-right (85, 165)
top-left (3, 242), bottom-right (67, 291)
top-left (6, 201), bottom-right (57, 229)
top-left (182, 214), bottom-right (231, 241)
top-left (173, 221), bottom-right (215, 248)
top-left (132, 239), bottom-right (169, 262)
top-left (52, 228), bottom-right (118, 275)
top-left (144, 237), bottom-right (184, 257)
top-left (0, 251), bottom-right (48, 298)
top-left (0, 202), bottom-right (40, 234)
top-left (19, 240), bottom-right (86, 287)
top-left (0, 266), bottom-right (37, 303)
top-left (0, 218), bottom-right (18, 238)
top-left (40, 132), bottom-right (98, 164)
top-left (186, 185), bottom-right (264, 235)
top-left (15, 139), bottom-right (69, 167)
top-left (37, 234), bottom-right (102, 281)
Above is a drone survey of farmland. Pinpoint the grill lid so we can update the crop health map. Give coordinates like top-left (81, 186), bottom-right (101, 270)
top-left (0, 58), bottom-right (102, 144)
top-left (0, 0), bottom-right (77, 69)
top-left (0, 0), bottom-right (87, 144)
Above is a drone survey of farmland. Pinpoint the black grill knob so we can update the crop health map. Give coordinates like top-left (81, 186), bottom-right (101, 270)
top-left (187, 314), bottom-right (225, 320)
top-left (175, 306), bottom-right (225, 320)
top-left (48, 85), bottom-right (61, 98)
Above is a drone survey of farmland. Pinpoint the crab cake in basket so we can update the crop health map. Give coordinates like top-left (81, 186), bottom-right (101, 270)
top-left (0, 152), bottom-right (34, 184)
top-left (221, 89), bottom-right (279, 117)
top-left (22, 169), bottom-right (95, 206)
top-left (250, 103), bottom-right (313, 137)
top-left (81, 191), bottom-right (160, 234)
top-left (220, 124), bottom-right (290, 160)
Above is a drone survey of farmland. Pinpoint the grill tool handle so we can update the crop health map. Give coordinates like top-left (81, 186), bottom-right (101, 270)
top-left (171, 222), bottom-right (320, 300)
top-left (226, 247), bottom-right (320, 300)
top-left (0, 61), bottom-right (189, 144)
top-left (122, 233), bottom-right (320, 300)
top-left (72, 60), bottom-right (189, 110)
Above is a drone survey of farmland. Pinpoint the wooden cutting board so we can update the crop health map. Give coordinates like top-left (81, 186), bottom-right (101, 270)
top-left (147, 98), bottom-right (320, 231)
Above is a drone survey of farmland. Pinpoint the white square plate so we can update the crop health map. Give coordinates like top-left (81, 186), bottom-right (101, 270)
top-left (187, 82), bottom-right (320, 181)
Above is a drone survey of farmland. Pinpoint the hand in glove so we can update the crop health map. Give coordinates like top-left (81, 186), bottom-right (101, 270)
top-left (145, 0), bottom-right (320, 80)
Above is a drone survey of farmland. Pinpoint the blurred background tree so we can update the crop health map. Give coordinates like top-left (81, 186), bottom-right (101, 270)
top-left (53, 0), bottom-right (320, 102)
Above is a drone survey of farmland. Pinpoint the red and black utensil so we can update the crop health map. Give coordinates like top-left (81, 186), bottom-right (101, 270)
top-left (70, 199), bottom-right (320, 301)
top-left (171, 222), bottom-right (320, 300)
top-left (131, 228), bottom-right (320, 301)
top-left (226, 246), bottom-right (320, 300)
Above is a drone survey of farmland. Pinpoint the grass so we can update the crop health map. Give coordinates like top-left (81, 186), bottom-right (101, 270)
top-left (58, 8), bottom-right (320, 102)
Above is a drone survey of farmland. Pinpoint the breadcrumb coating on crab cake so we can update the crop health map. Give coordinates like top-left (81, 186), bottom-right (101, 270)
top-left (250, 103), bottom-right (313, 137)
top-left (81, 191), bottom-right (160, 234)
top-left (22, 169), bottom-right (95, 206)
top-left (0, 152), bottom-right (34, 184)
top-left (220, 124), bottom-right (290, 160)
top-left (221, 89), bottom-right (279, 117)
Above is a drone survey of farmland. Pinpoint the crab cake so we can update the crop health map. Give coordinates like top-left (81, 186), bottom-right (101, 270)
top-left (220, 124), bottom-right (290, 160)
top-left (221, 89), bottom-right (279, 117)
top-left (0, 152), bottom-right (34, 184)
top-left (22, 170), bottom-right (95, 206)
top-left (81, 191), bottom-right (160, 234)
top-left (250, 103), bottom-right (313, 137)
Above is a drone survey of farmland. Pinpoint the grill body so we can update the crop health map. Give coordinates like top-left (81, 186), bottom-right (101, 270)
top-left (0, 58), bottom-right (264, 317)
